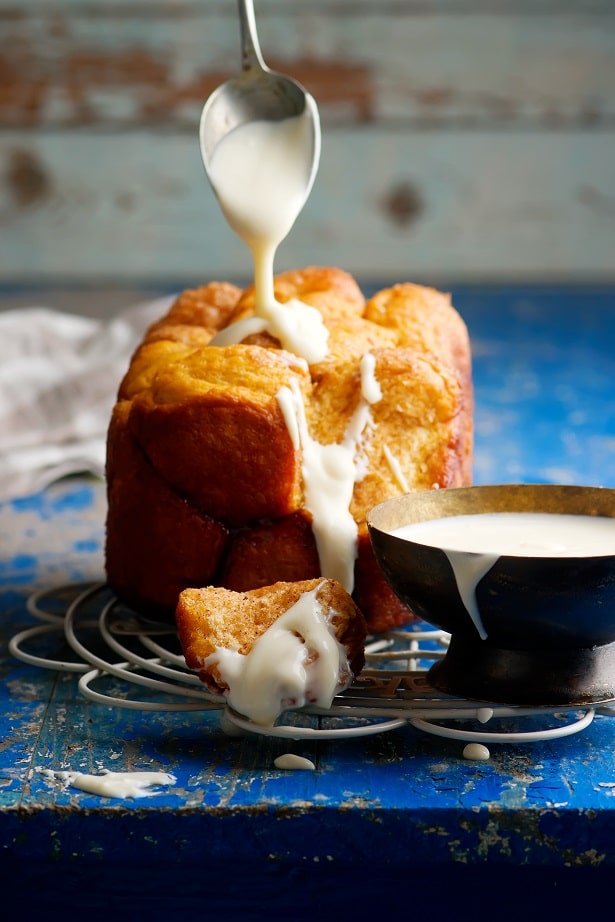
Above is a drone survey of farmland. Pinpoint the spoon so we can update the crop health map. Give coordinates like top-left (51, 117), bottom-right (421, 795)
top-left (199, 0), bottom-right (321, 200)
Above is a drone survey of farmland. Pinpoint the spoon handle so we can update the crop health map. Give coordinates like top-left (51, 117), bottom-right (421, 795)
top-left (238, 0), bottom-right (267, 73)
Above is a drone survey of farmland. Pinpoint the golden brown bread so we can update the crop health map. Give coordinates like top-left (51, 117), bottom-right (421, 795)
top-left (105, 266), bottom-right (473, 631)
top-left (176, 578), bottom-right (367, 698)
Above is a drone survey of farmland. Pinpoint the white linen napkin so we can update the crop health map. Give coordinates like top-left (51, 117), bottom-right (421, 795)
top-left (0, 296), bottom-right (174, 503)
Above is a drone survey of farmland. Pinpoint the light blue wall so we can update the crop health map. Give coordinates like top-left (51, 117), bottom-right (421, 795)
top-left (0, 1), bottom-right (613, 290)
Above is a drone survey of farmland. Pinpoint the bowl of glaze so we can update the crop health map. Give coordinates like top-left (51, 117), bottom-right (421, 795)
top-left (367, 484), bottom-right (615, 706)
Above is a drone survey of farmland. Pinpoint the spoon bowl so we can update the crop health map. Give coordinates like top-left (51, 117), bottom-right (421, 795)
top-left (199, 0), bottom-right (320, 200)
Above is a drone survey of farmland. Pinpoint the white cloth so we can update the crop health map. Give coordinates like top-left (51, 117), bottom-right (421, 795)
top-left (0, 296), bottom-right (174, 503)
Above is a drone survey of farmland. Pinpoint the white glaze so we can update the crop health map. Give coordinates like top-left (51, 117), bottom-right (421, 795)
top-left (206, 582), bottom-right (350, 726)
top-left (208, 112), bottom-right (328, 363)
top-left (274, 753), bottom-right (316, 771)
top-left (463, 743), bottom-right (491, 761)
top-left (277, 380), bottom-right (358, 590)
top-left (393, 512), bottom-right (615, 557)
top-left (393, 512), bottom-right (615, 640)
top-left (209, 315), bottom-right (268, 347)
top-left (277, 357), bottom-right (380, 592)
top-left (382, 444), bottom-right (410, 493)
top-left (209, 113), bottom-right (312, 261)
top-left (42, 769), bottom-right (176, 799)
top-left (445, 551), bottom-right (495, 640)
top-left (477, 707), bottom-right (494, 724)
top-left (359, 351), bottom-right (383, 404)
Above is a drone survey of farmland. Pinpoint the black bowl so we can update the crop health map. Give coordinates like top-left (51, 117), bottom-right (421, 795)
top-left (367, 484), bottom-right (615, 706)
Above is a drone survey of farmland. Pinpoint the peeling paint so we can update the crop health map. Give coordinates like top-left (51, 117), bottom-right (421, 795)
top-left (5, 147), bottom-right (52, 208)
top-left (380, 180), bottom-right (425, 229)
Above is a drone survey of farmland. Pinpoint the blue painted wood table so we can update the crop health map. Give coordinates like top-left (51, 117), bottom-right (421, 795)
top-left (1, 285), bottom-right (614, 920)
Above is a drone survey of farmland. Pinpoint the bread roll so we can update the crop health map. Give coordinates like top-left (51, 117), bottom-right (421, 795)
top-left (176, 578), bottom-right (367, 724)
top-left (105, 266), bottom-right (473, 632)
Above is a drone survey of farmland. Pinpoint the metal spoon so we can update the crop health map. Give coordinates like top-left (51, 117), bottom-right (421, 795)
top-left (199, 0), bottom-right (321, 198)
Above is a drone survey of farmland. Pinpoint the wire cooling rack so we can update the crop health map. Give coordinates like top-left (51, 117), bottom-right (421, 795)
top-left (9, 581), bottom-right (614, 751)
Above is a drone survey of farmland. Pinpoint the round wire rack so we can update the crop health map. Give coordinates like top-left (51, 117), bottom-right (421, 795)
top-left (9, 582), bottom-right (614, 750)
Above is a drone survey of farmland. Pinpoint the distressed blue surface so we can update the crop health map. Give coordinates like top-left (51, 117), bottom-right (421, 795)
top-left (1, 286), bottom-right (615, 917)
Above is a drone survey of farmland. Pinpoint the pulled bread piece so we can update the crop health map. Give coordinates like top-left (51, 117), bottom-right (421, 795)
top-left (105, 266), bottom-right (473, 632)
top-left (176, 578), bottom-right (367, 724)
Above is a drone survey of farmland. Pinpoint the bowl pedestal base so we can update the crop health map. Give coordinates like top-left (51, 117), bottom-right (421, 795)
top-left (428, 634), bottom-right (615, 706)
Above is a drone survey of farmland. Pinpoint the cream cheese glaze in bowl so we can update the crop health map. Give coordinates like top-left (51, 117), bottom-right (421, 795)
top-left (367, 484), bottom-right (615, 706)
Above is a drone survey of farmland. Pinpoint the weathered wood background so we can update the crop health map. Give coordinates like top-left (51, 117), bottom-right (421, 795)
top-left (1, 0), bottom-right (614, 300)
